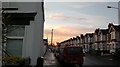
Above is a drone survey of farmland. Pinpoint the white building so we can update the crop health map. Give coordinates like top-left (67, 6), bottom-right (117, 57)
top-left (118, 1), bottom-right (120, 24)
top-left (2, 2), bottom-right (45, 65)
top-left (108, 24), bottom-right (120, 54)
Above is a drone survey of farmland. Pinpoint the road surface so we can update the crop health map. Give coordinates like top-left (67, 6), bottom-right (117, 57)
top-left (43, 49), bottom-right (120, 67)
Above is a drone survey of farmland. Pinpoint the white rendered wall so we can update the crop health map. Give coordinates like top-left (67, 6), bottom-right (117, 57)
top-left (9, 2), bottom-right (45, 65)
top-left (118, 2), bottom-right (120, 25)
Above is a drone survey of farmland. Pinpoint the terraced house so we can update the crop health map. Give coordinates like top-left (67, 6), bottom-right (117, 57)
top-left (93, 29), bottom-right (99, 53)
top-left (58, 23), bottom-right (120, 56)
top-left (108, 23), bottom-right (120, 54)
top-left (97, 29), bottom-right (108, 55)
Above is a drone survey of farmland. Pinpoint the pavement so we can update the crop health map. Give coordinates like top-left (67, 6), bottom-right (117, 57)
top-left (43, 49), bottom-right (60, 67)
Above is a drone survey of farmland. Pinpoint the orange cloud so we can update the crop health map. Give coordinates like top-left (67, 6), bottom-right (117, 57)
top-left (47, 13), bottom-right (70, 20)
top-left (47, 12), bottom-right (88, 21)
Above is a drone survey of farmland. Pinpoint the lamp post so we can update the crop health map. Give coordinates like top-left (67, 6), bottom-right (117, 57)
top-left (107, 5), bottom-right (120, 25)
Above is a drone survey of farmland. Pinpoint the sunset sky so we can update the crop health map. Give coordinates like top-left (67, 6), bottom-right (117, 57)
top-left (44, 2), bottom-right (118, 44)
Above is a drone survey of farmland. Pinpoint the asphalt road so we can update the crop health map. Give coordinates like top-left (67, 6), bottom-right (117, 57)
top-left (43, 49), bottom-right (120, 67)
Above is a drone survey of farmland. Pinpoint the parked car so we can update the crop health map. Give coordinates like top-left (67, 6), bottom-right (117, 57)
top-left (57, 46), bottom-right (84, 66)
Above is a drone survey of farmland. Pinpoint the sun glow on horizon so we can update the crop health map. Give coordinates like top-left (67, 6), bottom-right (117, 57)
top-left (44, 2), bottom-right (118, 44)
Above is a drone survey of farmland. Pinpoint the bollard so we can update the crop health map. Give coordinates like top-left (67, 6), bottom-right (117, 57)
top-left (35, 57), bottom-right (44, 67)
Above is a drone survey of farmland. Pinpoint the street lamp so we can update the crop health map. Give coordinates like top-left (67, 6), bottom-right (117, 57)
top-left (107, 5), bottom-right (120, 25)
top-left (107, 6), bottom-right (119, 9)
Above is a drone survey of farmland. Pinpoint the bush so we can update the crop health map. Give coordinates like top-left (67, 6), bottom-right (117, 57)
top-left (2, 55), bottom-right (24, 64)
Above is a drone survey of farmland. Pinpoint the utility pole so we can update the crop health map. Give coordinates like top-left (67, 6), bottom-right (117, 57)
top-left (51, 29), bottom-right (53, 46)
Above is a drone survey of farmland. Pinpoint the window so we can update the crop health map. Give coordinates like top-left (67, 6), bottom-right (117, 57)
top-left (7, 26), bottom-right (25, 36)
top-left (6, 39), bottom-right (23, 56)
top-left (66, 47), bottom-right (82, 54)
top-left (111, 32), bottom-right (115, 39)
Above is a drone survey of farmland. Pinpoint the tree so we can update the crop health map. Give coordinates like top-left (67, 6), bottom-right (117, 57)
top-left (2, 8), bottom-right (18, 56)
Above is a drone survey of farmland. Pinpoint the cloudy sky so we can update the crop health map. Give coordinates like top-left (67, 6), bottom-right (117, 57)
top-left (44, 2), bottom-right (118, 44)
